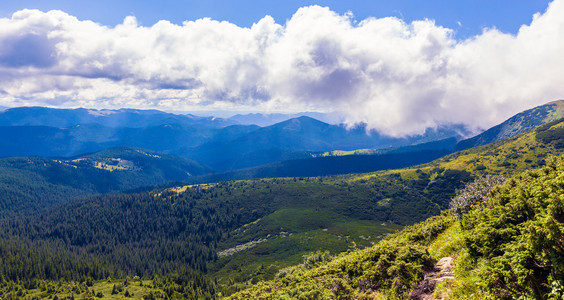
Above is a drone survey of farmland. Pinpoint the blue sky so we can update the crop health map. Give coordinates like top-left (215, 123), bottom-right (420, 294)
top-left (0, 0), bottom-right (551, 38)
top-left (0, 0), bottom-right (562, 136)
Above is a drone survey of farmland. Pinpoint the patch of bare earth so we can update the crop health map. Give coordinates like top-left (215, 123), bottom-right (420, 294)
top-left (410, 257), bottom-right (455, 300)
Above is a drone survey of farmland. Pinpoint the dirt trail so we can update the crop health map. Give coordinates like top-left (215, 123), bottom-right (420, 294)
top-left (410, 257), bottom-right (455, 300)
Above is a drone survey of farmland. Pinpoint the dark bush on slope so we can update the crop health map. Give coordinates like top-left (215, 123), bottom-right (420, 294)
top-left (461, 155), bottom-right (564, 299)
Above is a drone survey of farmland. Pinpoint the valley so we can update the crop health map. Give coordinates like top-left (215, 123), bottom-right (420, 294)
top-left (0, 101), bottom-right (562, 299)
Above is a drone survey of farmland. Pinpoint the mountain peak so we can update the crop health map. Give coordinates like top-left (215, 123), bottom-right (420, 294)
top-left (457, 99), bottom-right (564, 150)
top-left (280, 115), bottom-right (329, 125)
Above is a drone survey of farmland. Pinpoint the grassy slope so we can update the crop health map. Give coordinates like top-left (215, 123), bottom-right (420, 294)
top-left (2, 277), bottom-right (215, 299)
top-left (227, 119), bottom-right (564, 299)
top-left (353, 117), bottom-right (564, 184)
top-left (206, 118), bottom-right (564, 293)
top-left (1, 117), bottom-right (562, 299)
top-left (228, 213), bottom-right (456, 299)
top-left (211, 208), bottom-right (402, 287)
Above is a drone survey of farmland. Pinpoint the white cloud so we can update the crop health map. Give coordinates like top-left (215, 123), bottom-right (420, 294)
top-left (0, 2), bottom-right (563, 136)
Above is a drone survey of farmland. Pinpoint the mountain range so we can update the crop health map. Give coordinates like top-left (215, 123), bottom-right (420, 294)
top-left (0, 100), bottom-right (563, 299)
top-left (0, 106), bottom-right (234, 128)
top-left (0, 106), bottom-right (471, 171)
top-left (0, 100), bottom-right (562, 180)
top-left (181, 100), bottom-right (564, 181)
top-left (456, 99), bottom-right (564, 150)
top-left (0, 100), bottom-right (561, 217)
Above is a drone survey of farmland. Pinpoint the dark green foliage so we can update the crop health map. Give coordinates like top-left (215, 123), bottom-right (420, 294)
top-left (0, 147), bottom-right (210, 216)
top-left (461, 156), bottom-right (564, 299)
top-left (0, 237), bottom-right (113, 282)
top-left (153, 268), bottom-right (217, 299)
top-left (190, 149), bottom-right (452, 183)
top-left (0, 164), bottom-right (86, 217)
top-left (229, 213), bottom-right (455, 299)
top-left (0, 168), bottom-right (464, 291)
top-left (536, 117), bottom-right (564, 149)
top-left (425, 169), bottom-right (473, 209)
top-left (2, 190), bottom-right (225, 277)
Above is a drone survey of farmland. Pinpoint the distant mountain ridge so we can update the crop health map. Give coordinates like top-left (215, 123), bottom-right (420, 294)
top-left (456, 100), bottom-right (564, 150)
top-left (227, 112), bottom-right (340, 126)
top-left (184, 100), bottom-right (564, 180)
top-left (0, 107), bottom-right (469, 171)
top-left (1, 101), bottom-right (561, 175)
top-left (0, 106), bottom-right (234, 128)
top-left (183, 116), bottom-right (469, 171)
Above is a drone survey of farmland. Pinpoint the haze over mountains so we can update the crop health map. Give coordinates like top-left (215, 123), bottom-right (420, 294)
top-left (0, 106), bottom-right (471, 170)
top-left (0, 100), bottom-right (562, 179)
top-left (0, 107), bottom-right (234, 128)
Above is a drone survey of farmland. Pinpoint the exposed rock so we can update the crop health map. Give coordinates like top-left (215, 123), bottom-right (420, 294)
top-left (410, 257), bottom-right (455, 300)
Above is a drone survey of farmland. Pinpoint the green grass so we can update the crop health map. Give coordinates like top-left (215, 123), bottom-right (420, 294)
top-left (427, 222), bottom-right (464, 259)
top-left (4, 113), bottom-right (564, 299)
top-left (226, 213), bottom-right (456, 299)
top-left (213, 119), bottom-right (564, 293)
top-left (211, 208), bottom-right (402, 294)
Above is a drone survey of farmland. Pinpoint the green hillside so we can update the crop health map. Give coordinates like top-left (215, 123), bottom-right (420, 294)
top-left (457, 99), bottom-right (564, 150)
top-left (0, 115), bottom-right (562, 299)
top-left (228, 154), bottom-right (564, 299)
top-left (356, 116), bottom-right (564, 186)
top-left (0, 147), bottom-right (210, 215)
top-left (218, 116), bottom-right (564, 296)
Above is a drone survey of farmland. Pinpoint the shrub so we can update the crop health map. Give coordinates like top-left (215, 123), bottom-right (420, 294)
top-left (461, 155), bottom-right (564, 299)
top-left (449, 174), bottom-right (506, 219)
top-left (302, 251), bottom-right (332, 269)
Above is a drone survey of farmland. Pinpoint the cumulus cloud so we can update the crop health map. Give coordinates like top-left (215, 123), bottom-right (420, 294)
top-left (0, 2), bottom-right (563, 136)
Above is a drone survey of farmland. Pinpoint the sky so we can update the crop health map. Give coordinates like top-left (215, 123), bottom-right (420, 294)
top-left (0, 1), bottom-right (551, 38)
top-left (0, 0), bottom-right (562, 136)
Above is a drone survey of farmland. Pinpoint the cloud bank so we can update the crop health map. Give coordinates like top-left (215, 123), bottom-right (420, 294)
top-left (0, 1), bottom-right (564, 136)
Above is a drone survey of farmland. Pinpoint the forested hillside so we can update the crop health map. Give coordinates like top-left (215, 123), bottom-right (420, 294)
top-left (229, 154), bottom-right (564, 299)
top-left (0, 147), bottom-right (210, 215)
top-left (0, 115), bottom-right (562, 299)
top-left (222, 116), bottom-right (564, 298)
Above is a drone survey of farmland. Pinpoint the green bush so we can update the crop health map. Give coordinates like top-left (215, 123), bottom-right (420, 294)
top-left (228, 214), bottom-right (455, 299)
top-left (461, 155), bottom-right (564, 299)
